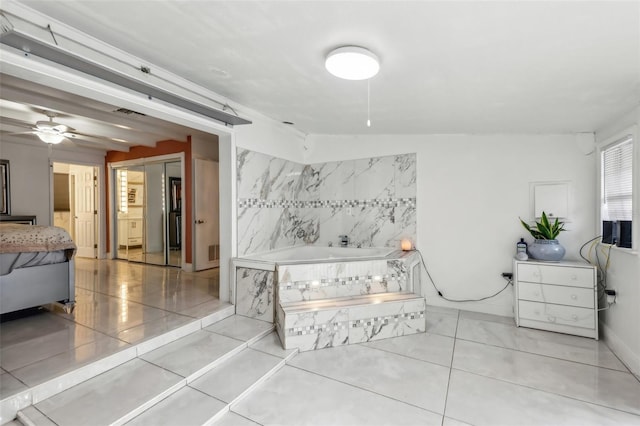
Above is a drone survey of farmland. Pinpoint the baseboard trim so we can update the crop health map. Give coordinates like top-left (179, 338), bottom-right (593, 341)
top-left (600, 321), bottom-right (640, 376)
top-left (426, 300), bottom-right (514, 318)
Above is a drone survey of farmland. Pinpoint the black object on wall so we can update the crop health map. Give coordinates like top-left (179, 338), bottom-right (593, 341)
top-left (602, 220), bottom-right (616, 245)
top-left (618, 221), bottom-right (632, 249)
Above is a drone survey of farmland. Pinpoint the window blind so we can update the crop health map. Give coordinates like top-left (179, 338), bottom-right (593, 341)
top-left (602, 136), bottom-right (633, 221)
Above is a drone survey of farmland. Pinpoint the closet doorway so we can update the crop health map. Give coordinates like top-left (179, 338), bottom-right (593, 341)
top-left (113, 159), bottom-right (182, 267)
top-left (52, 162), bottom-right (98, 258)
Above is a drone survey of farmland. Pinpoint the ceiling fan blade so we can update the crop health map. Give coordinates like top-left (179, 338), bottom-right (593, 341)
top-left (0, 116), bottom-right (35, 129)
top-left (62, 131), bottom-right (129, 151)
top-left (6, 131), bottom-right (39, 135)
top-left (53, 124), bottom-right (71, 133)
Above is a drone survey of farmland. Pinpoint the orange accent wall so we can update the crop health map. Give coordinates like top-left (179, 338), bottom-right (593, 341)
top-left (105, 138), bottom-right (193, 263)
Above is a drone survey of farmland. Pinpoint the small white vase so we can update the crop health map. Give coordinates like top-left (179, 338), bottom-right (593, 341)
top-left (528, 239), bottom-right (565, 261)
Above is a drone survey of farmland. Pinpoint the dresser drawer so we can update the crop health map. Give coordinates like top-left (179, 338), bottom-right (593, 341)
top-left (128, 237), bottom-right (143, 245)
top-left (518, 300), bottom-right (595, 329)
top-left (517, 263), bottom-right (594, 288)
top-left (518, 282), bottom-right (594, 308)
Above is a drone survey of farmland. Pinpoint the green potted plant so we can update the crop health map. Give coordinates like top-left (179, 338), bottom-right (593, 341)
top-left (519, 212), bottom-right (566, 261)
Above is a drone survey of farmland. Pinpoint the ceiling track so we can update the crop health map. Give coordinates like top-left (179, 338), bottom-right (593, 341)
top-left (0, 18), bottom-right (251, 127)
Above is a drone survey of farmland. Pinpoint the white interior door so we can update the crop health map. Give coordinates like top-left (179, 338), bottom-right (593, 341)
top-left (71, 165), bottom-right (97, 258)
top-left (194, 158), bottom-right (219, 271)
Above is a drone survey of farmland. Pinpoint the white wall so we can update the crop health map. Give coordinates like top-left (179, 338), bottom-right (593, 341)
top-left (234, 114), bottom-right (306, 164)
top-left (595, 106), bottom-right (640, 376)
top-left (0, 138), bottom-right (105, 226)
top-left (304, 134), bottom-right (596, 317)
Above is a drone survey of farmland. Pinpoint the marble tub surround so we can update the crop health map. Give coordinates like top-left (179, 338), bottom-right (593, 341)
top-left (273, 252), bottom-right (424, 351)
top-left (280, 294), bottom-right (426, 351)
top-left (277, 258), bottom-right (412, 303)
top-left (235, 267), bottom-right (275, 322)
top-left (236, 147), bottom-right (416, 256)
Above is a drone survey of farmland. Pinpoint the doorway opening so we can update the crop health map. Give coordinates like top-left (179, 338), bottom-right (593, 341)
top-left (52, 162), bottom-right (98, 259)
top-left (112, 159), bottom-right (182, 267)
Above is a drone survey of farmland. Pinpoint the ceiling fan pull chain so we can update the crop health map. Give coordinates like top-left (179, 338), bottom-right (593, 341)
top-left (367, 79), bottom-right (371, 128)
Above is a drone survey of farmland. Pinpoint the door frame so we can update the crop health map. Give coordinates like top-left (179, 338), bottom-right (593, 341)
top-left (50, 160), bottom-right (102, 259)
top-left (4, 46), bottom-right (235, 304)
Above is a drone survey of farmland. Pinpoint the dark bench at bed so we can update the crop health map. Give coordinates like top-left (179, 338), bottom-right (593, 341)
top-left (0, 215), bottom-right (37, 225)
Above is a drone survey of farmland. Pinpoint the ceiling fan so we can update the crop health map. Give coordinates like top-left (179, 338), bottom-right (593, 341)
top-left (2, 109), bottom-right (131, 152)
top-left (26, 111), bottom-right (76, 144)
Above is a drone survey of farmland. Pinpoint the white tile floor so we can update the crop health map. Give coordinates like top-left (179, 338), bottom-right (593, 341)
top-left (0, 258), bottom-right (225, 421)
top-left (1, 258), bottom-right (639, 426)
top-left (224, 308), bottom-right (640, 426)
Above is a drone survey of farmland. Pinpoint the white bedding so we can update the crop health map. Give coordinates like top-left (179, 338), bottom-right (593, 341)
top-left (0, 223), bottom-right (76, 254)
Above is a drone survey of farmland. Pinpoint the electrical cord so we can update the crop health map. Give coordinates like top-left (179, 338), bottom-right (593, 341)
top-left (579, 235), bottom-right (606, 294)
top-left (413, 249), bottom-right (512, 302)
top-left (578, 235), bottom-right (614, 303)
top-left (579, 235), bottom-right (601, 264)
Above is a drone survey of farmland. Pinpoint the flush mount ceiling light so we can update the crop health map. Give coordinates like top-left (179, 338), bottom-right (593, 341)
top-left (325, 46), bottom-right (380, 80)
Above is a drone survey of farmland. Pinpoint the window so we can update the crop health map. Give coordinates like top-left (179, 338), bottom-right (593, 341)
top-left (601, 135), bottom-right (633, 248)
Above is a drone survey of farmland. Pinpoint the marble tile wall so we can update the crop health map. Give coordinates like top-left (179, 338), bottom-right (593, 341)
top-left (236, 148), bottom-right (416, 256)
top-left (237, 149), bottom-right (315, 256)
top-left (235, 267), bottom-right (274, 322)
top-left (300, 153), bottom-right (417, 249)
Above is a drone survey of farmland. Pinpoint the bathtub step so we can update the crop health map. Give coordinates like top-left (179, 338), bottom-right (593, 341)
top-left (277, 292), bottom-right (426, 352)
top-left (281, 291), bottom-right (420, 312)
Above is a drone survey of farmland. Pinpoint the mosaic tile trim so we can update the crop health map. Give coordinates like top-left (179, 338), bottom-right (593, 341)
top-left (238, 198), bottom-right (416, 209)
top-left (279, 273), bottom-right (406, 292)
top-left (286, 321), bottom-right (350, 337)
top-left (350, 311), bottom-right (425, 328)
top-left (284, 310), bottom-right (425, 337)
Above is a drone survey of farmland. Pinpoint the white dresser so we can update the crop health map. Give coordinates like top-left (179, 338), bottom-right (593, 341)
top-left (513, 259), bottom-right (598, 339)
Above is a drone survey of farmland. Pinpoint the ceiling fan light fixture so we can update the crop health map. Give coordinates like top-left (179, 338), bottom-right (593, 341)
top-left (325, 46), bottom-right (380, 80)
top-left (36, 132), bottom-right (64, 144)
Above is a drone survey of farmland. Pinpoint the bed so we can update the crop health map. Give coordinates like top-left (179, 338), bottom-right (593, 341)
top-left (0, 223), bottom-right (76, 315)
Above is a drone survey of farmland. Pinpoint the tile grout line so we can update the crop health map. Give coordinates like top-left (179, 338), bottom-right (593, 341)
top-left (440, 308), bottom-right (461, 425)
top-left (450, 366), bottom-right (640, 419)
top-left (454, 332), bottom-right (637, 375)
top-left (353, 341), bottom-right (453, 369)
top-left (10, 311), bottom-right (238, 425)
top-left (285, 363), bottom-right (444, 418)
top-left (228, 357), bottom-right (288, 411)
top-left (92, 325), bottom-right (278, 426)
top-left (453, 334), bottom-right (634, 374)
top-left (224, 409), bottom-right (263, 426)
top-left (454, 315), bottom-right (634, 374)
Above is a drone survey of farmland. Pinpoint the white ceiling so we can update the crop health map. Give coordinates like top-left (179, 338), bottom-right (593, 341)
top-left (7, 1), bottom-right (640, 136)
top-left (0, 74), bottom-right (208, 151)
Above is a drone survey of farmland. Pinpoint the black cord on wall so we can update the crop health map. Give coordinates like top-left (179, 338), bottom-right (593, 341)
top-left (413, 248), bottom-right (512, 303)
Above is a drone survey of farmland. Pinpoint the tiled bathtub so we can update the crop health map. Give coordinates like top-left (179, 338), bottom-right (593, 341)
top-left (232, 246), bottom-right (424, 351)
